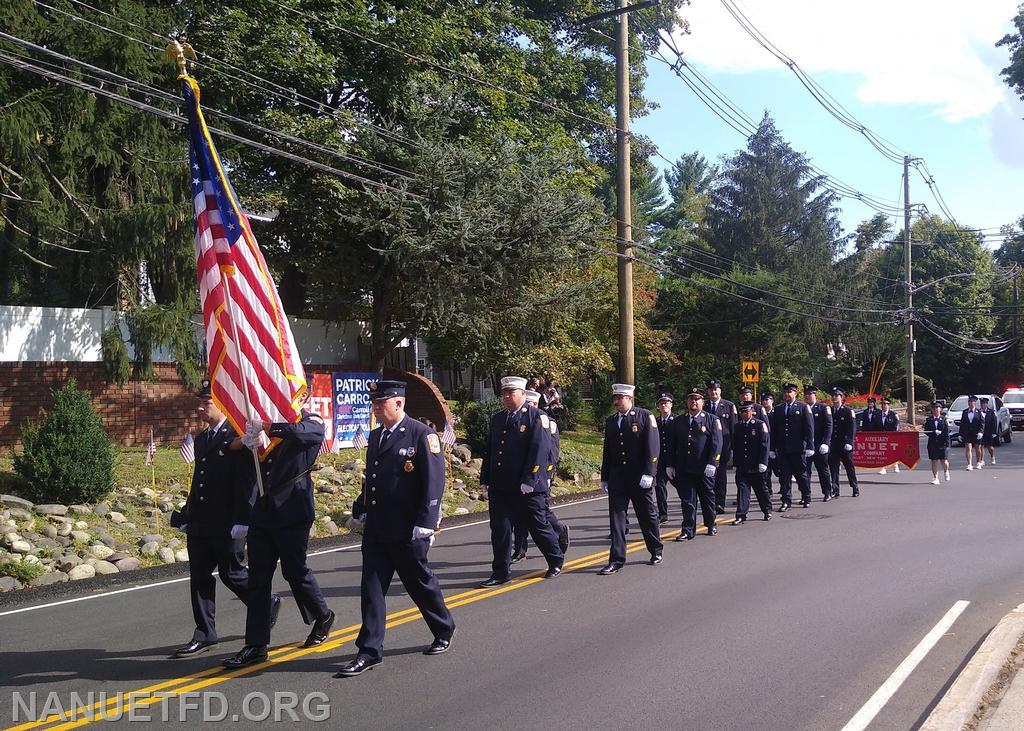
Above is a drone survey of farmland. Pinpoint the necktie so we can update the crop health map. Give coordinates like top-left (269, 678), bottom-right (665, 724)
top-left (617, 414), bottom-right (623, 429)
top-left (379, 429), bottom-right (391, 448)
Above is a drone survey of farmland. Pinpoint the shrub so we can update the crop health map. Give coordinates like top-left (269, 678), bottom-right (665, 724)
top-left (0, 559), bottom-right (45, 584)
top-left (913, 375), bottom-right (936, 403)
top-left (590, 374), bottom-right (615, 430)
top-left (556, 443), bottom-right (601, 482)
top-left (462, 397), bottom-right (505, 456)
top-left (14, 379), bottom-right (115, 505)
top-left (549, 388), bottom-right (580, 432)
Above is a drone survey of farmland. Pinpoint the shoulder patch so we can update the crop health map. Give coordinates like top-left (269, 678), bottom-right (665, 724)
top-left (716, 419), bottom-right (722, 430)
top-left (307, 412), bottom-right (324, 424)
top-left (427, 433), bottom-right (441, 454)
top-left (763, 423), bottom-right (769, 434)
top-left (825, 406), bottom-right (831, 415)
top-left (550, 422), bottom-right (558, 435)
top-left (649, 413), bottom-right (657, 429)
top-left (732, 405), bottom-right (737, 415)
top-left (539, 414), bottom-right (550, 430)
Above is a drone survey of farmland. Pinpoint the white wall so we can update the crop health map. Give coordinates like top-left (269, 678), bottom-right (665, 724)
top-left (0, 304), bottom-right (362, 365)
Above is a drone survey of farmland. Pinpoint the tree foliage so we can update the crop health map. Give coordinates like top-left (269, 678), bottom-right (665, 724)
top-left (998, 4), bottom-right (1024, 102)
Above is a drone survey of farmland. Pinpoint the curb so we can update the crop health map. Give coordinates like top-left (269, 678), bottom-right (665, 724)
top-left (921, 602), bottom-right (1024, 730)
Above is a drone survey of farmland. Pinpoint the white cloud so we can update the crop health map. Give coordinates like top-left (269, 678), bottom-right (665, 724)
top-left (672, 0), bottom-right (1018, 122)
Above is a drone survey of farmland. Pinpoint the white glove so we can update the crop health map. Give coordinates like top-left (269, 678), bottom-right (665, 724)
top-left (666, 467), bottom-right (676, 480)
top-left (520, 483), bottom-right (534, 494)
top-left (977, 432), bottom-right (983, 441)
top-left (639, 475), bottom-right (654, 490)
top-left (600, 481), bottom-right (608, 493)
top-left (757, 464), bottom-right (767, 473)
top-left (818, 444), bottom-right (829, 455)
top-left (844, 443), bottom-right (853, 452)
top-left (240, 430), bottom-right (270, 450)
top-left (803, 449), bottom-right (814, 458)
top-left (230, 524), bottom-right (248, 540)
top-left (704, 464), bottom-right (717, 478)
top-left (412, 526), bottom-right (434, 541)
top-left (768, 451), bottom-right (776, 460)
top-left (245, 419), bottom-right (264, 437)
top-left (178, 523), bottom-right (188, 532)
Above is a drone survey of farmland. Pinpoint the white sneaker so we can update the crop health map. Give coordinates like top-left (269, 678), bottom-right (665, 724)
top-left (931, 477), bottom-right (940, 485)
top-left (894, 464), bottom-right (901, 473)
top-left (991, 457), bottom-right (997, 465)
top-left (966, 464), bottom-right (974, 471)
top-left (978, 461), bottom-right (984, 469)
top-left (879, 468), bottom-right (887, 475)
top-left (945, 471), bottom-right (951, 481)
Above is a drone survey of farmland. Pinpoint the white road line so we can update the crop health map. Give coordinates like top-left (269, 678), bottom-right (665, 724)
top-left (0, 495), bottom-right (606, 619)
top-left (842, 599), bottom-right (970, 731)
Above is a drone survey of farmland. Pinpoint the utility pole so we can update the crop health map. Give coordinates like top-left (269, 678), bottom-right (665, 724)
top-left (582, 0), bottom-right (660, 384)
top-left (1014, 273), bottom-right (1021, 383)
top-left (904, 155), bottom-right (916, 426)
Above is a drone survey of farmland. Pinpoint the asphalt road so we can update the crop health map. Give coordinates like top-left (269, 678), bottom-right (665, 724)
top-left (2, 436), bottom-right (1024, 730)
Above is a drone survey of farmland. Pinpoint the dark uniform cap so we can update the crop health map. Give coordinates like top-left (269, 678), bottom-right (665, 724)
top-left (738, 400), bottom-right (755, 411)
top-left (760, 391), bottom-right (774, 400)
top-left (782, 383), bottom-right (799, 393)
top-left (867, 396), bottom-right (877, 403)
top-left (930, 400), bottom-right (943, 408)
top-left (881, 398), bottom-right (891, 404)
top-left (803, 384), bottom-right (817, 393)
top-left (369, 379), bottom-right (406, 401)
top-left (196, 378), bottom-right (212, 398)
top-left (739, 386), bottom-right (753, 394)
top-left (981, 396), bottom-right (991, 402)
top-left (706, 379), bottom-right (721, 388)
top-left (832, 387), bottom-right (845, 396)
top-left (687, 387), bottom-right (705, 399)
top-left (656, 393), bottom-right (674, 404)
top-left (968, 394), bottom-right (978, 401)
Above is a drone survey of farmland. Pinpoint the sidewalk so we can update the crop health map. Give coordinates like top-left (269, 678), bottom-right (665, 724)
top-left (921, 603), bottom-right (1024, 730)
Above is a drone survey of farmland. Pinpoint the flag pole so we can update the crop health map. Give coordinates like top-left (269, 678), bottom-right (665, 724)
top-left (149, 427), bottom-right (158, 519)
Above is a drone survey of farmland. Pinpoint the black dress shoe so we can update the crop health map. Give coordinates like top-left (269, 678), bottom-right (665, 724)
top-left (763, 512), bottom-right (773, 521)
top-left (558, 524), bottom-right (571, 552)
top-left (832, 489), bottom-right (840, 498)
top-left (659, 517), bottom-right (669, 525)
top-left (823, 494), bottom-right (833, 502)
top-left (424, 628), bottom-right (456, 655)
top-left (715, 507), bottom-right (725, 515)
top-left (779, 503), bottom-right (790, 512)
top-left (223, 644), bottom-right (267, 669)
top-left (598, 563), bottom-right (623, 575)
top-left (269, 595), bottom-right (282, 630)
top-left (800, 499), bottom-right (810, 508)
top-left (852, 489), bottom-right (860, 497)
top-left (707, 526), bottom-right (718, 536)
top-left (479, 576), bottom-right (511, 588)
top-left (674, 532), bottom-right (693, 542)
top-left (172, 639), bottom-right (216, 658)
top-left (510, 551), bottom-right (527, 564)
top-left (304, 610), bottom-right (335, 648)
top-left (544, 565), bottom-right (562, 579)
top-left (648, 553), bottom-right (663, 566)
top-left (334, 655), bottom-right (382, 677)
top-left (732, 517), bottom-right (747, 525)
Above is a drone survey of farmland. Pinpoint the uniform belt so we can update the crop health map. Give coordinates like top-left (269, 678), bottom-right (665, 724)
top-left (262, 465), bottom-right (317, 504)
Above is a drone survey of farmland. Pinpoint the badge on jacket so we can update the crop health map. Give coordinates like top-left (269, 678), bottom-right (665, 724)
top-left (519, 424), bottom-right (526, 433)
top-left (404, 460), bottom-right (414, 473)
top-left (632, 424), bottom-right (638, 433)
top-left (427, 433), bottom-right (441, 454)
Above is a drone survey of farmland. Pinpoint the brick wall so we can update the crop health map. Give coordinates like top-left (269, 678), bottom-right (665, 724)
top-left (0, 363), bottom-right (452, 448)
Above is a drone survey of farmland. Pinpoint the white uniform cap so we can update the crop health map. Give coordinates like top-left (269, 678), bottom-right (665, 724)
top-left (524, 389), bottom-right (541, 403)
top-left (500, 376), bottom-right (527, 391)
top-left (612, 383), bottom-right (635, 397)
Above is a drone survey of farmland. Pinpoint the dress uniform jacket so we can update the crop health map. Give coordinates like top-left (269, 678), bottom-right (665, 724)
top-left (806, 402), bottom-right (834, 496)
top-left (828, 404), bottom-right (859, 496)
top-left (480, 406), bottom-right (550, 494)
top-left (601, 407), bottom-right (662, 562)
top-left (667, 411), bottom-right (722, 536)
top-left (880, 410), bottom-right (899, 431)
top-left (184, 421), bottom-right (253, 536)
top-left (959, 408), bottom-right (983, 443)
top-left (705, 399), bottom-right (737, 511)
top-left (359, 417), bottom-right (445, 542)
top-left (732, 418), bottom-right (769, 472)
top-left (858, 407), bottom-right (881, 432)
top-left (252, 410), bottom-right (325, 528)
top-left (982, 408), bottom-right (999, 445)
top-left (770, 401), bottom-right (814, 506)
top-left (924, 415), bottom-right (950, 459)
top-left (182, 421), bottom-right (253, 644)
top-left (655, 414), bottom-right (676, 474)
top-left (352, 416), bottom-right (454, 662)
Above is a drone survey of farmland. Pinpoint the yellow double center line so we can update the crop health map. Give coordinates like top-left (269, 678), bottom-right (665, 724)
top-left (10, 523), bottom-right (718, 730)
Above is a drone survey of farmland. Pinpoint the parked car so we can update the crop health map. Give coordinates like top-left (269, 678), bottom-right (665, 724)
top-left (944, 394), bottom-right (1012, 446)
top-left (1003, 389), bottom-right (1024, 431)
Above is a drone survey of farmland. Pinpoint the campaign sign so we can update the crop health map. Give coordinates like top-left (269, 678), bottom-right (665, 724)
top-left (333, 372), bottom-right (378, 447)
top-left (853, 432), bottom-right (920, 470)
top-left (308, 373), bottom-right (335, 449)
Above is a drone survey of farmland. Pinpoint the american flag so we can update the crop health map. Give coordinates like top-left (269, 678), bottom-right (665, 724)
top-left (351, 424), bottom-right (369, 450)
top-left (318, 438), bottom-right (331, 457)
top-left (180, 431), bottom-right (195, 465)
top-left (145, 427), bottom-right (156, 466)
top-left (441, 421), bottom-right (457, 447)
top-left (182, 76), bottom-right (305, 455)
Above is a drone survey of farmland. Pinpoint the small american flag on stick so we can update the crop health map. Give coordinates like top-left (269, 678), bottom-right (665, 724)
top-left (145, 427), bottom-right (157, 466)
top-left (351, 424), bottom-right (368, 450)
top-left (180, 431), bottom-right (195, 464)
top-left (441, 421), bottom-right (457, 447)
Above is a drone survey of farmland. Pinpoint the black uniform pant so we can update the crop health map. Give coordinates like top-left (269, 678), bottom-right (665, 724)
top-left (607, 480), bottom-right (662, 564)
top-left (764, 457), bottom-right (778, 495)
top-left (736, 470), bottom-right (773, 518)
top-left (778, 452), bottom-right (811, 505)
top-left (676, 471), bottom-right (717, 537)
top-left (828, 446), bottom-right (859, 494)
top-left (713, 451), bottom-right (730, 510)
top-left (513, 493), bottom-right (564, 555)
top-left (804, 449), bottom-right (833, 496)
top-left (355, 538), bottom-right (455, 661)
top-left (186, 533), bottom-right (249, 643)
top-left (245, 521), bottom-right (330, 646)
top-left (654, 468), bottom-right (671, 522)
top-left (489, 490), bottom-right (563, 580)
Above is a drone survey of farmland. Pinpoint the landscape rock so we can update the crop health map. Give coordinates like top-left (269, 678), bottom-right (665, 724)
top-left (453, 507), bottom-right (470, 516)
top-left (316, 484), bottom-right (339, 494)
top-left (88, 559), bottom-right (119, 575)
top-left (139, 534), bottom-right (163, 546)
top-left (35, 538), bottom-right (61, 550)
top-left (57, 554), bottom-right (83, 572)
top-left (10, 540), bottom-right (32, 554)
top-left (140, 541), bottom-right (160, 557)
top-left (73, 521), bottom-right (89, 530)
top-left (0, 495), bottom-right (33, 510)
top-left (55, 536), bottom-right (72, 548)
top-left (158, 547), bottom-right (176, 564)
top-left (34, 504), bottom-right (68, 517)
top-left (107, 552), bottom-right (131, 563)
top-left (322, 519), bottom-right (339, 536)
top-left (42, 525), bottom-right (58, 540)
top-left (68, 564), bottom-right (96, 581)
top-left (452, 479), bottom-right (467, 492)
top-left (30, 571), bottom-right (69, 587)
top-left (70, 531), bottom-right (91, 543)
top-left (453, 445), bottom-right (473, 463)
top-left (23, 554), bottom-right (41, 565)
top-left (113, 557), bottom-right (140, 571)
top-left (93, 503), bottom-right (110, 517)
top-left (174, 549), bottom-right (189, 562)
top-left (97, 532), bottom-right (116, 547)
top-left (69, 505), bottom-right (91, 515)
top-left (7, 508), bottom-right (32, 521)
top-left (0, 576), bottom-right (20, 592)
top-left (88, 544), bottom-right (114, 560)
top-left (345, 517), bottom-right (365, 533)
top-left (341, 460), bottom-right (365, 472)
top-left (108, 512), bottom-right (128, 524)
top-left (57, 523), bottom-right (72, 537)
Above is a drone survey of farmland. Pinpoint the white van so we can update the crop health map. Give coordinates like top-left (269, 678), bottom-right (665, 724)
top-left (1003, 389), bottom-right (1024, 431)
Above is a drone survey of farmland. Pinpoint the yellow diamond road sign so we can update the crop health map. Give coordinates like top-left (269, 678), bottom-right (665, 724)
top-left (741, 361), bottom-right (760, 383)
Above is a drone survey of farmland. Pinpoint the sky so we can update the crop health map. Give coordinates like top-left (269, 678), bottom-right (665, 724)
top-left (632, 0), bottom-right (1024, 248)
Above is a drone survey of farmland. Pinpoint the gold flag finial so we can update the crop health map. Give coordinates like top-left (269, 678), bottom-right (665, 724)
top-left (164, 39), bottom-right (197, 76)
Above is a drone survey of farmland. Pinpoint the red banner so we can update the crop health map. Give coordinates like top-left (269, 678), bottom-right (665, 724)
top-left (853, 432), bottom-right (920, 470)
top-left (308, 373), bottom-right (335, 450)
